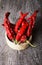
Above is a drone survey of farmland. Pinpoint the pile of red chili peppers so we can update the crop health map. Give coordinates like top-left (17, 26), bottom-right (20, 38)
top-left (2, 10), bottom-right (38, 44)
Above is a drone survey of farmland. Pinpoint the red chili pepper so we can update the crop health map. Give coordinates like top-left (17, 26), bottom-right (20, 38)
top-left (20, 11), bottom-right (23, 16)
top-left (2, 12), bottom-right (15, 40)
top-left (10, 23), bottom-right (15, 33)
top-left (32, 10), bottom-right (38, 18)
top-left (3, 12), bottom-right (11, 28)
top-left (21, 19), bottom-right (29, 27)
top-left (6, 26), bottom-right (15, 40)
top-left (27, 10), bottom-right (39, 29)
top-left (27, 10), bottom-right (38, 20)
top-left (6, 28), bottom-right (15, 40)
top-left (26, 25), bottom-right (32, 37)
top-left (20, 35), bottom-right (26, 43)
top-left (29, 18), bottom-right (33, 28)
top-left (15, 12), bottom-right (28, 33)
top-left (16, 22), bottom-right (28, 41)
top-left (32, 10), bottom-right (39, 28)
top-left (5, 12), bottom-right (10, 18)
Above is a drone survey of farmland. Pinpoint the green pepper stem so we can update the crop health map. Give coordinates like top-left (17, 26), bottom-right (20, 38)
top-left (26, 40), bottom-right (37, 47)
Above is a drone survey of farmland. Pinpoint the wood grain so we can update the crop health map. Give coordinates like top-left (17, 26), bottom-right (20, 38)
top-left (0, 0), bottom-right (42, 65)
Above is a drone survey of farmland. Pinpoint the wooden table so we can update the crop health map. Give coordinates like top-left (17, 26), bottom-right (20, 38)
top-left (0, 0), bottom-right (42, 65)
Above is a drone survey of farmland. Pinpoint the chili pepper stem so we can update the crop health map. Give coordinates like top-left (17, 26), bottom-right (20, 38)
top-left (13, 40), bottom-right (20, 44)
top-left (14, 40), bottom-right (18, 44)
top-left (26, 40), bottom-right (37, 47)
top-left (29, 35), bottom-right (32, 41)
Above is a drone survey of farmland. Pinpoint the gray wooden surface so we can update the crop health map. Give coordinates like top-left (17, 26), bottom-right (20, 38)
top-left (0, 0), bottom-right (42, 65)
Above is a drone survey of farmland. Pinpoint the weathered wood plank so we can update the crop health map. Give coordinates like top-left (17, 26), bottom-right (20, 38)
top-left (0, 0), bottom-right (42, 65)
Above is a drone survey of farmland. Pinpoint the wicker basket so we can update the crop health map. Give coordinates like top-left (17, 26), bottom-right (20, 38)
top-left (5, 33), bottom-right (32, 50)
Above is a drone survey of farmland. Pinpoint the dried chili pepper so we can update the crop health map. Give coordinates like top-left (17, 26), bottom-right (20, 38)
top-left (20, 35), bottom-right (26, 43)
top-left (26, 25), bottom-right (32, 37)
top-left (31, 10), bottom-right (39, 28)
top-left (16, 21), bottom-right (28, 41)
top-left (2, 12), bottom-right (15, 41)
top-left (6, 28), bottom-right (15, 40)
top-left (15, 12), bottom-right (28, 33)
top-left (20, 11), bottom-right (23, 16)
top-left (22, 19), bottom-right (29, 26)
top-left (27, 10), bottom-right (39, 29)
top-left (29, 18), bottom-right (33, 28)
